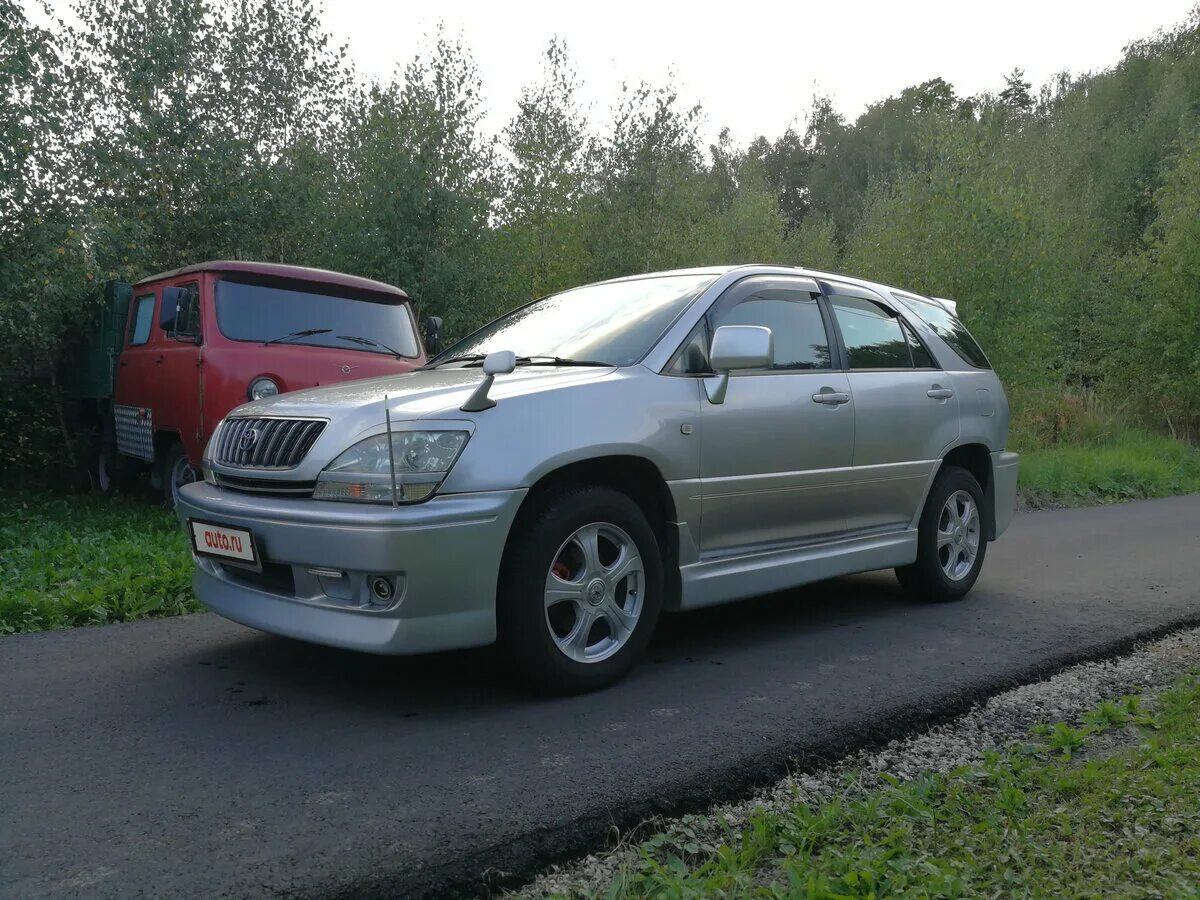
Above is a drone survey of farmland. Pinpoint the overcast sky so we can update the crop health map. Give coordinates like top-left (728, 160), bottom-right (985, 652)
top-left (30, 0), bottom-right (1198, 143)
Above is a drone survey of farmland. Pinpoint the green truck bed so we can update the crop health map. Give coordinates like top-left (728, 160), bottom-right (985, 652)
top-left (62, 281), bottom-right (132, 400)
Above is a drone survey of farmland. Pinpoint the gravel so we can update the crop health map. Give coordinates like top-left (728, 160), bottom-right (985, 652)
top-left (518, 625), bottom-right (1200, 897)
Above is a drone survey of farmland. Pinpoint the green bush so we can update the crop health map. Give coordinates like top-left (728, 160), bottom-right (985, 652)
top-left (0, 490), bottom-right (197, 633)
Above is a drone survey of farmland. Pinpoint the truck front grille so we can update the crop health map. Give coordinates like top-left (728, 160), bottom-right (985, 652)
top-left (214, 417), bottom-right (326, 469)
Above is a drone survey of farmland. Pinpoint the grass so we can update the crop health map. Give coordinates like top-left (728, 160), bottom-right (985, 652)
top-left (0, 489), bottom-right (197, 634)
top-left (587, 677), bottom-right (1200, 898)
top-left (1017, 429), bottom-right (1200, 509)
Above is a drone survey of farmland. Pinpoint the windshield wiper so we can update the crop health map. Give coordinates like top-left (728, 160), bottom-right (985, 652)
top-left (336, 334), bottom-right (406, 359)
top-left (427, 353), bottom-right (487, 369)
top-left (263, 327), bottom-right (331, 347)
top-left (515, 356), bottom-right (611, 367)
top-left (429, 353), bottom-right (612, 370)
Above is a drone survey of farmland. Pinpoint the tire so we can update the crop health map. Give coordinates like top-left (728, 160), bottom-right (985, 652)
top-left (160, 442), bottom-right (198, 508)
top-left (896, 465), bottom-right (988, 603)
top-left (498, 486), bottom-right (664, 694)
top-left (97, 444), bottom-right (140, 494)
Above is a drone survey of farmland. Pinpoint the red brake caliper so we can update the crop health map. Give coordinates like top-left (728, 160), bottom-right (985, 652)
top-left (552, 561), bottom-right (571, 581)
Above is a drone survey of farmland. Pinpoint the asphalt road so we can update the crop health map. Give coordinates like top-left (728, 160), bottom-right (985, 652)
top-left (3, 496), bottom-right (1200, 898)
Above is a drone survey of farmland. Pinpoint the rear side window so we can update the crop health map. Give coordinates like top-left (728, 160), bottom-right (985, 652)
top-left (828, 295), bottom-right (911, 369)
top-left (129, 294), bottom-right (155, 346)
top-left (892, 292), bottom-right (991, 369)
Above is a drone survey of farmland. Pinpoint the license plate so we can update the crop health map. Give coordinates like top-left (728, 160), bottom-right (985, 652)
top-left (189, 519), bottom-right (260, 571)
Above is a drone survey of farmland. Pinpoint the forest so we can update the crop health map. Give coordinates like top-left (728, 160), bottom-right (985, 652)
top-left (3, 0), bottom-right (1199, 478)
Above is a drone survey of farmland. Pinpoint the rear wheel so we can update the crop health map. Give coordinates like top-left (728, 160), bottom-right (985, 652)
top-left (499, 486), bottom-right (663, 694)
top-left (896, 466), bottom-right (987, 602)
top-left (97, 445), bottom-right (140, 494)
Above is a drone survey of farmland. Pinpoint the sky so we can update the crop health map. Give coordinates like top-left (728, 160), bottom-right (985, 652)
top-left (27, 0), bottom-right (1198, 143)
top-left (314, 0), bottom-right (1197, 142)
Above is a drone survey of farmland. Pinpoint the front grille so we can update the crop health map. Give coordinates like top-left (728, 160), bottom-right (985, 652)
top-left (213, 472), bottom-right (315, 497)
top-left (214, 417), bottom-right (326, 469)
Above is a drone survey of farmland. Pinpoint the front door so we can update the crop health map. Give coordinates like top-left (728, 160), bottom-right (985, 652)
top-left (698, 276), bottom-right (854, 555)
top-left (823, 284), bottom-right (960, 531)
top-left (152, 280), bottom-right (204, 460)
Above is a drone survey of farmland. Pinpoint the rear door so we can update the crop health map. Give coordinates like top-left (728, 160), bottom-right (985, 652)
top-left (696, 275), bottom-right (854, 554)
top-left (821, 281), bottom-right (960, 532)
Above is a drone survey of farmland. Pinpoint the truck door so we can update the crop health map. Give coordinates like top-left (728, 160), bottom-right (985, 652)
top-left (152, 280), bottom-right (204, 461)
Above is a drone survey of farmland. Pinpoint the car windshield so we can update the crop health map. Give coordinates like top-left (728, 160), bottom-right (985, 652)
top-left (214, 279), bottom-right (420, 357)
top-left (432, 273), bottom-right (717, 366)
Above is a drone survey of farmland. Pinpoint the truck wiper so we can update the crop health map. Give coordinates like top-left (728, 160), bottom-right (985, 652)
top-left (263, 327), bottom-right (331, 346)
top-left (336, 334), bottom-right (406, 359)
top-left (515, 356), bottom-right (611, 367)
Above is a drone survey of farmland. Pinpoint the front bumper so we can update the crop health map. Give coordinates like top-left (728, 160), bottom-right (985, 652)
top-left (176, 482), bottom-right (526, 655)
top-left (991, 450), bottom-right (1020, 538)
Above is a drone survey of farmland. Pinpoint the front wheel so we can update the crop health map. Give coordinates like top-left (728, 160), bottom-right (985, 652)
top-left (498, 486), bottom-right (664, 694)
top-left (160, 442), bottom-right (198, 507)
top-left (896, 466), bottom-right (987, 602)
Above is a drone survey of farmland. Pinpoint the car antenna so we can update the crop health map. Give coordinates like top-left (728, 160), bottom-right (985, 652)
top-left (384, 394), bottom-right (398, 509)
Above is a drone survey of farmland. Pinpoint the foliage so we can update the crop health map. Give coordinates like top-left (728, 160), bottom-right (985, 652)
top-left (0, 488), bottom-right (196, 632)
top-left (3, 1), bottom-right (1200, 477)
top-left (587, 678), bottom-right (1200, 898)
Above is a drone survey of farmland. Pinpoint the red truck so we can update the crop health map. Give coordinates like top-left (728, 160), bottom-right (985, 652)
top-left (69, 261), bottom-right (439, 502)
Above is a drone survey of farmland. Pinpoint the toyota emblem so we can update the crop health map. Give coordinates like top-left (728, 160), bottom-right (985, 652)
top-left (239, 427), bottom-right (258, 451)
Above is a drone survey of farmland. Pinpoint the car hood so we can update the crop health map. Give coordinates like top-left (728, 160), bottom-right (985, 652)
top-left (230, 364), bottom-right (618, 421)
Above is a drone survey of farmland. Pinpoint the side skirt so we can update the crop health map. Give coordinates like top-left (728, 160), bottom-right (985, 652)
top-left (679, 527), bottom-right (918, 610)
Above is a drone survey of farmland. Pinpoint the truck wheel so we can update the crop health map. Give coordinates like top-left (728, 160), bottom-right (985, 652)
top-left (97, 445), bottom-right (140, 494)
top-left (161, 442), bottom-right (197, 507)
top-left (896, 465), bottom-right (988, 602)
top-left (498, 486), bottom-right (664, 694)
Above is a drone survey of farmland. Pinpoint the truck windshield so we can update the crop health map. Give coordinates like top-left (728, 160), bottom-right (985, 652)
top-left (431, 273), bottom-right (716, 367)
top-left (214, 279), bottom-right (420, 357)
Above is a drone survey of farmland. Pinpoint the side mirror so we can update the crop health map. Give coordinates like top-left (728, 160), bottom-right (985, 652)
top-left (460, 350), bottom-right (516, 412)
top-left (158, 286), bottom-right (185, 331)
top-left (159, 285), bottom-right (200, 344)
top-left (423, 316), bottom-right (443, 356)
top-left (705, 325), bottom-right (773, 404)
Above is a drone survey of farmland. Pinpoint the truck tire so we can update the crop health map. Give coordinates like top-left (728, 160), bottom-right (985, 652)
top-left (498, 486), bottom-right (664, 694)
top-left (97, 445), bottom-right (140, 494)
top-left (896, 465), bottom-right (988, 602)
top-left (160, 442), bottom-right (197, 507)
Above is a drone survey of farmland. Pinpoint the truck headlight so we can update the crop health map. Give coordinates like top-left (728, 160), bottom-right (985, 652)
top-left (248, 377), bottom-right (279, 401)
top-left (313, 430), bottom-right (469, 503)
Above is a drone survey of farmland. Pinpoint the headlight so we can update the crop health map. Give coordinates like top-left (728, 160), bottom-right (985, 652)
top-left (313, 430), bottom-right (469, 503)
top-left (248, 377), bottom-right (279, 401)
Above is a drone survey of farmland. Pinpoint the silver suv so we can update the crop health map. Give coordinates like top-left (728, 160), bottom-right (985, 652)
top-left (178, 265), bottom-right (1019, 692)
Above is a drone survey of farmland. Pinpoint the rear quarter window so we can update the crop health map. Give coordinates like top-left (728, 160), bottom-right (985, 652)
top-left (891, 292), bottom-right (991, 369)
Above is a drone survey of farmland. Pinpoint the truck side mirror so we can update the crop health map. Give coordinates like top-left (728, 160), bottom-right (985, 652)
top-left (159, 285), bottom-right (200, 344)
top-left (424, 316), bottom-right (443, 356)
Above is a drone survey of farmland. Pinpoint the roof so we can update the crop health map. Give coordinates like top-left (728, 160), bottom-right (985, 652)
top-left (134, 260), bottom-right (409, 300)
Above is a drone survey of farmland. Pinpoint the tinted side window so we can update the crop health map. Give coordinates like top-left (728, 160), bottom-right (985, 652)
top-left (129, 294), bottom-right (155, 346)
top-left (891, 293), bottom-right (991, 369)
top-left (714, 288), bottom-right (831, 371)
top-left (902, 319), bottom-right (936, 368)
top-left (829, 295), bottom-right (912, 369)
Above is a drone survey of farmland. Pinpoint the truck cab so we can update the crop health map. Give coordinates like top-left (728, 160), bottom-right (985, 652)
top-left (93, 261), bottom-right (430, 501)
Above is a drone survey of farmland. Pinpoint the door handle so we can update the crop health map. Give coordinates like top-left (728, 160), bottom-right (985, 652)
top-left (812, 390), bottom-right (850, 405)
top-left (927, 387), bottom-right (954, 400)
top-left (154, 355), bottom-right (164, 365)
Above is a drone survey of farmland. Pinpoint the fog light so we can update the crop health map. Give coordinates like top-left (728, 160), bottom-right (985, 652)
top-left (370, 576), bottom-right (394, 603)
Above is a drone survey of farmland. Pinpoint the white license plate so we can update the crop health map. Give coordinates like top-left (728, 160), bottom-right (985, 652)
top-left (189, 519), bottom-right (260, 570)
